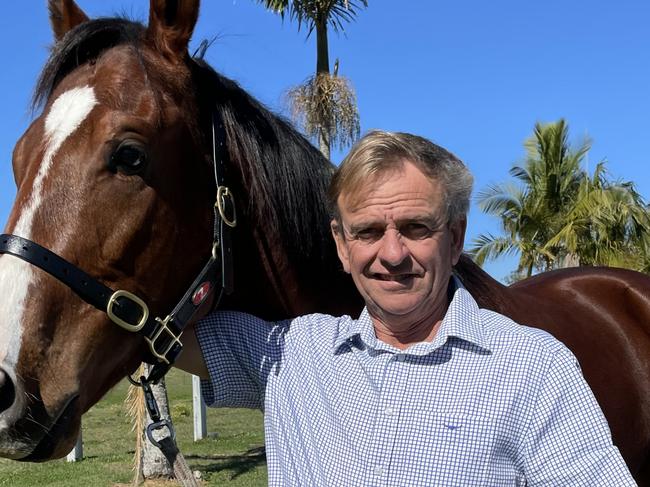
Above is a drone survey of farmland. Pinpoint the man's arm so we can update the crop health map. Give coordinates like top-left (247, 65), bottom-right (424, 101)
top-left (522, 348), bottom-right (635, 485)
top-left (174, 323), bottom-right (209, 379)
top-left (172, 310), bottom-right (288, 409)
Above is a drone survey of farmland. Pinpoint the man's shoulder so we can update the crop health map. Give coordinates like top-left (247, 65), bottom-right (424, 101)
top-left (477, 305), bottom-right (569, 360)
top-left (451, 286), bottom-right (567, 358)
top-left (286, 312), bottom-right (356, 348)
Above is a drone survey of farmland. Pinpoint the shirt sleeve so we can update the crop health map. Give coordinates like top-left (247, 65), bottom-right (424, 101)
top-left (194, 310), bottom-right (289, 410)
top-left (522, 347), bottom-right (636, 486)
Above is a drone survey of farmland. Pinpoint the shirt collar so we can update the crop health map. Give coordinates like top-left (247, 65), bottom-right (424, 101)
top-left (334, 307), bottom-right (377, 351)
top-left (334, 275), bottom-right (491, 354)
top-left (434, 276), bottom-right (491, 352)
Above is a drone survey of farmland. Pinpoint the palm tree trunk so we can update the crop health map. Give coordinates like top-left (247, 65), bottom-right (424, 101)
top-left (319, 132), bottom-right (331, 160)
top-left (315, 18), bottom-right (330, 75)
top-left (560, 252), bottom-right (580, 268)
top-left (315, 18), bottom-right (331, 159)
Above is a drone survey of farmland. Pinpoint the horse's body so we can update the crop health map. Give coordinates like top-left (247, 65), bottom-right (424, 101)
top-left (0, 0), bottom-right (649, 483)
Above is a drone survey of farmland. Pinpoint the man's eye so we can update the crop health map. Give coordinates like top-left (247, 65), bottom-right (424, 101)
top-left (401, 223), bottom-right (432, 239)
top-left (354, 228), bottom-right (383, 242)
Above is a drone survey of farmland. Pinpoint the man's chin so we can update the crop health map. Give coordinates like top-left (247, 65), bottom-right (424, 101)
top-left (366, 300), bottom-right (422, 322)
top-left (365, 294), bottom-right (447, 326)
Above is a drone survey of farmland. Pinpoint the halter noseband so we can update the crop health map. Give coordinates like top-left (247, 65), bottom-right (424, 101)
top-left (0, 112), bottom-right (235, 385)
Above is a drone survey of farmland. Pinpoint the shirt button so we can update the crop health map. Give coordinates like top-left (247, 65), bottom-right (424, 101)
top-left (385, 406), bottom-right (395, 417)
top-left (374, 465), bottom-right (385, 477)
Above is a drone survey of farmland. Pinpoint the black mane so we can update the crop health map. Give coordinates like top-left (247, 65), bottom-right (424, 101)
top-left (33, 17), bottom-right (338, 273)
top-left (191, 59), bottom-right (337, 266)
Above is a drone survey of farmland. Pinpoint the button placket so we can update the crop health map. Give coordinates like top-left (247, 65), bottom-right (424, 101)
top-left (365, 352), bottom-right (410, 486)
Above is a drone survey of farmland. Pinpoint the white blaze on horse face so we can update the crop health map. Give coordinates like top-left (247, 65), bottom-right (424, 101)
top-left (0, 86), bottom-right (98, 368)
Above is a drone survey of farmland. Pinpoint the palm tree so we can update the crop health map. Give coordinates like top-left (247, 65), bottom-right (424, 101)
top-left (545, 163), bottom-right (650, 268)
top-left (471, 119), bottom-right (650, 276)
top-left (258, 0), bottom-right (367, 158)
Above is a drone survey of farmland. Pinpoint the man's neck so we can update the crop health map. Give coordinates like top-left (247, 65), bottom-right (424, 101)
top-left (372, 316), bottom-right (445, 350)
top-left (368, 277), bottom-right (458, 350)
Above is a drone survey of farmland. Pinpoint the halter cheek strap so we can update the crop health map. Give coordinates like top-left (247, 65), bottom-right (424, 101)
top-left (0, 112), bottom-right (235, 385)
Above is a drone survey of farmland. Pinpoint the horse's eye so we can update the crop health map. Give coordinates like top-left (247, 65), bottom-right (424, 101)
top-left (109, 144), bottom-right (147, 175)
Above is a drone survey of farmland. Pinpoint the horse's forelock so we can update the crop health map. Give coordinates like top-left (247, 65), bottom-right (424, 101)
top-left (33, 17), bottom-right (145, 111)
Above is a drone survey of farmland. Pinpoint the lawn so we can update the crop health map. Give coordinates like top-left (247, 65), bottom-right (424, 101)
top-left (0, 369), bottom-right (267, 486)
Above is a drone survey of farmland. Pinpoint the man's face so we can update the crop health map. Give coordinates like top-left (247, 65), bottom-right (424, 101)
top-left (331, 160), bottom-right (466, 326)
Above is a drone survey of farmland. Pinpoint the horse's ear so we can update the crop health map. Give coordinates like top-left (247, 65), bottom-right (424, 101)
top-left (147, 0), bottom-right (200, 60)
top-left (48, 0), bottom-right (90, 41)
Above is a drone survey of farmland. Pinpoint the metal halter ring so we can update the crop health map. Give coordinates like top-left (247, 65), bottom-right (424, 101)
top-left (216, 186), bottom-right (237, 228)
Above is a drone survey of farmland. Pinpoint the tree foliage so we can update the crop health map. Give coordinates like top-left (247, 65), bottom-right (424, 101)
top-left (257, 0), bottom-right (367, 158)
top-left (287, 72), bottom-right (360, 153)
top-left (470, 119), bottom-right (650, 277)
top-left (258, 0), bottom-right (368, 35)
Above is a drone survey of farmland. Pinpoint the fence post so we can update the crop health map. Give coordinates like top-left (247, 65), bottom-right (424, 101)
top-left (66, 429), bottom-right (83, 462)
top-left (192, 375), bottom-right (207, 441)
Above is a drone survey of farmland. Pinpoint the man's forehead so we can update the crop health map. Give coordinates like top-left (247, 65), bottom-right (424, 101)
top-left (337, 173), bottom-right (445, 214)
top-left (345, 211), bottom-right (442, 229)
top-left (337, 194), bottom-right (447, 228)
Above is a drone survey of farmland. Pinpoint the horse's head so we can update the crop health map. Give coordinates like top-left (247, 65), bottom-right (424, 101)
top-left (0, 0), bottom-right (212, 460)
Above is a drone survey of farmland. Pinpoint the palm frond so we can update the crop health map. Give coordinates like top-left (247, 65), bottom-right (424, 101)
top-left (258, 0), bottom-right (368, 34)
top-left (475, 182), bottom-right (523, 216)
top-left (468, 233), bottom-right (518, 266)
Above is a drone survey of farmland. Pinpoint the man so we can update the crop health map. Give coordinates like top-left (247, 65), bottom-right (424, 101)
top-left (177, 131), bottom-right (635, 485)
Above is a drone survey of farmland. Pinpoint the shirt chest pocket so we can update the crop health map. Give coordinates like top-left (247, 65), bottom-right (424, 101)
top-left (396, 411), bottom-right (518, 484)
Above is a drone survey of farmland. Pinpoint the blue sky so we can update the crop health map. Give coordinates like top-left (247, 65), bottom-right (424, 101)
top-left (0, 1), bottom-right (648, 281)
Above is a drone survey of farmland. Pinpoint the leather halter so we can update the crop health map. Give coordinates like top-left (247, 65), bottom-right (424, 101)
top-left (0, 112), bottom-right (236, 385)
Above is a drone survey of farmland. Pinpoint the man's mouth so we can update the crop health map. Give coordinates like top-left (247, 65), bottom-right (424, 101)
top-left (372, 273), bottom-right (416, 281)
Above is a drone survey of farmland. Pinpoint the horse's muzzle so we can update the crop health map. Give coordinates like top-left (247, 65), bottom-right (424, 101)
top-left (0, 365), bottom-right (79, 461)
top-left (0, 365), bottom-right (30, 459)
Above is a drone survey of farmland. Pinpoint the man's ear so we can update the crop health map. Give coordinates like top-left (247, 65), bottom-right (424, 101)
top-left (449, 216), bottom-right (467, 266)
top-left (331, 219), bottom-right (351, 274)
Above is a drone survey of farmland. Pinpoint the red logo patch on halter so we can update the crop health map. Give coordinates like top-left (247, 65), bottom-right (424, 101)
top-left (192, 282), bottom-right (212, 306)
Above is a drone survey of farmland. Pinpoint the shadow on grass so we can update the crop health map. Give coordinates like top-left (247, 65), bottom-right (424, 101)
top-left (188, 446), bottom-right (266, 480)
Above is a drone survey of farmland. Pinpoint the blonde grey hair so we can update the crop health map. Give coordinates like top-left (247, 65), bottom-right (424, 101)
top-left (329, 130), bottom-right (474, 223)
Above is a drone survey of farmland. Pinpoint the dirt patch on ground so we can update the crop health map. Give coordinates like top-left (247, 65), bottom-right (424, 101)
top-left (114, 480), bottom-right (204, 487)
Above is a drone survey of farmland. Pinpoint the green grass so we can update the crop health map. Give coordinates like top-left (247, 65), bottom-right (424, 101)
top-left (0, 369), bottom-right (267, 486)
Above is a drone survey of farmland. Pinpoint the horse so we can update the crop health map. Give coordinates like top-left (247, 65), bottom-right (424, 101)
top-left (0, 0), bottom-right (649, 484)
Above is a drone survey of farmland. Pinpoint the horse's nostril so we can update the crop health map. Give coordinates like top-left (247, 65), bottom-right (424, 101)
top-left (0, 369), bottom-right (16, 414)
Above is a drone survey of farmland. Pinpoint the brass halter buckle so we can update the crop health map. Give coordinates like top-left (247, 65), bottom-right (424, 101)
top-left (145, 315), bottom-right (183, 365)
top-left (106, 290), bottom-right (149, 332)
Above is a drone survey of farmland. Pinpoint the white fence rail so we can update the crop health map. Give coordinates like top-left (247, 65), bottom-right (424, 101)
top-left (192, 375), bottom-right (207, 441)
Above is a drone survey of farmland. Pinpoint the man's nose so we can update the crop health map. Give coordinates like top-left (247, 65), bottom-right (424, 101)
top-left (377, 229), bottom-right (409, 266)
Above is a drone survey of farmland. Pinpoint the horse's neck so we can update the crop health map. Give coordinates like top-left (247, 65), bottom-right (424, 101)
top-left (454, 254), bottom-right (510, 312)
top-left (223, 212), bottom-right (362, 321)
top-left (252, 222), bottom-right (362, 319)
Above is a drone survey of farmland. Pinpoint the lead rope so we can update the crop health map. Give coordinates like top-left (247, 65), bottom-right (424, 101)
top-left (142, 371), bottom-right (199, 486)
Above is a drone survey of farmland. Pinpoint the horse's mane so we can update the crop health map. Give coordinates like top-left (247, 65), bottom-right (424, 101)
top-left (190, 59), bottom-right (337, 266)
top-left (454, 254), bottom-right (511, 311)
top-left (32, 16), bottom-right (338, 271)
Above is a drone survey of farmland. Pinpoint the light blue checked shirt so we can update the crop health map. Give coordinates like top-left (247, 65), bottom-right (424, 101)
top-left (196, 280), bottom-right (635, 486)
